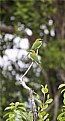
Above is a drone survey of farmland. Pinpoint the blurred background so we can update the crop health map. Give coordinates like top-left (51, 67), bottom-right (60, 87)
top-left (0, 0), bottom-right (65, 121)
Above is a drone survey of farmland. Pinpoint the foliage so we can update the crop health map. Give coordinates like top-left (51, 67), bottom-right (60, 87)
top-left (37, 85), bottom-right (53, 121)
top-left (0, 0), bottom-right (65, 121)
top-left (1, 0), bottom-right (55, 36)
top-left (57, 84), bottom-right (65, 121)
top-left (4, 102), bottom-right (26, 121)
top-left (4, 85), bottom-right (53, 121)
top-left (4, 84), bottom-right (65, 121)
top-left (41, 40), bottom-right (65, 70)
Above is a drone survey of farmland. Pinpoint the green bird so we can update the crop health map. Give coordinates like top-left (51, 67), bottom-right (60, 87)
top-left (29, 50), bottom-right (40, 64)
top-left (31, 38), bottom-right (43, 51)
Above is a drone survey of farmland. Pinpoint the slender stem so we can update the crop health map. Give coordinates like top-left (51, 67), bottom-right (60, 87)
top-left (19, 61), bottom-right (33, 81)
top-left (36, 49), bottom-right (38, 55)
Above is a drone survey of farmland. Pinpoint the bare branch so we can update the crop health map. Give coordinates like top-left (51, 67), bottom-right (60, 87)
top-left (19, 61), bottom-right (38, 121)
top-left (20, 80), bottom-right (38, 121)
top-left (30, 90), bottom-right (38, 121)
top-left (19, 61), bottom-right (33, 81)
top-left (20, 80), bottom-right (30, 91)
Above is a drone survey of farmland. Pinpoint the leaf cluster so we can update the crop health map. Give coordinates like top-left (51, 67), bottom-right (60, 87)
top-left (4, 102), bottom-right (26, 121)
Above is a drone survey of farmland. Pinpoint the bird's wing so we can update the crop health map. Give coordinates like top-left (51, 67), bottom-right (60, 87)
top-left (31, 41), bottom-right (42, 50)
top-left (30, 53), bottom-right (40, 63)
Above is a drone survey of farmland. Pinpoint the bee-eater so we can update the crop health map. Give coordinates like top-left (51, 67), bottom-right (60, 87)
top-left (31, 38), bottom-right (43, 50)
top-left (29, 50), bottom-right (40, 64)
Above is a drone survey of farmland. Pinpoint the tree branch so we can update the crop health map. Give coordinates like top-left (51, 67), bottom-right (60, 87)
top-left (19, 61), bottom-right (38, 121)
top-left (30, 90), bottom-right (37, 121)
top-left (0, 24), bottom-right (15, 34)
top-left (19, 62), bottom-right (33, 81)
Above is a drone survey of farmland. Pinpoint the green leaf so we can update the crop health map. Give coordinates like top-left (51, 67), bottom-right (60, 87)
top-left (57, 112), bottom-right (65, 120)
top-left (63, 92), bottom-right (65, 105)
top-left (63, 92), bottom-right (65, 99)
top-left (9, 113), bottom-right (15, 118)
top-left (15, 102), bottom-right (19, 107)
top-left (36, 94), bottom-right (40, 99)
top-left (18, 118), bottom-right (23, 121)
top-left (62, 106), bottom-right (65, 108)
top-left (3, 112), bottom-right (11, 117)
top-left (58, 84), bottom-right (65, 89)
top-left (18, 107), bottom-right (26, 111)
top-left (47, 94), bottom-right (50, 99)
top-left (35, 94), bottom-right (41, 103)
top-left (61, 89), bottom-right (65, 93)
top-left (10, 103), bottom-right (14, 106)
top-left (5, 107), bottom-right (11, 110)
top-left (6, 118), bottom-right (9, 121)
top-left (44, 113), bottom-right (49, 120)
top-left (44, 88), bottom-right (48, 94)
top-left (10, 105), bottom-right (15, 110)
top-left (35, 98), bottom-right (41, 103)
top-left (45, 99), bottom-right (53, 104)
top-left (46, 119), bottom-right (49, 121)
top-left (19, 103), bottom-right (25, 106)
top-left (20, 111), bottom-right (26, 120)
top-left (42, 104), bottom-right (48, 110)
top-left (30, 116), bottom-right (33, 121)
top-left (41, 85), bottom-right (48, 95)
top-left (45, 84), bottom-right (47, 88)
top-left (38, 111), bottom-right (46, 118)
top-left (38, 106), bottom-right (40, 111)
top-left (28, 111), bottom-right (32, 115)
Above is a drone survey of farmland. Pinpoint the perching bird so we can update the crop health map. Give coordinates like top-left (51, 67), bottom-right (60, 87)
top-left (31, 38), bottom-right (43, 51)
top-left (29, 50), bottom-right (40, 64)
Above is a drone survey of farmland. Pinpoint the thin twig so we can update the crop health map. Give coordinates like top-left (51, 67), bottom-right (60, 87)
top-left (36, 49), bottom-right (38, 55)
top-left (19, 61), bottom-right (33, 81)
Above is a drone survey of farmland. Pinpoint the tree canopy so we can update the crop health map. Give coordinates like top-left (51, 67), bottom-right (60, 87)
top-left (0, 0), bottom-right (65, 121)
